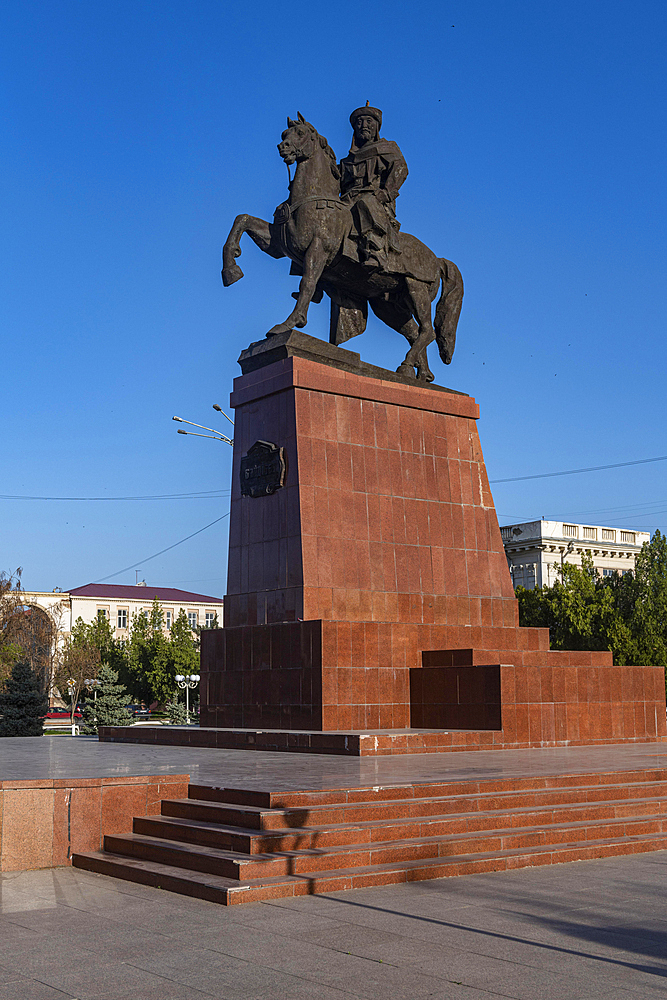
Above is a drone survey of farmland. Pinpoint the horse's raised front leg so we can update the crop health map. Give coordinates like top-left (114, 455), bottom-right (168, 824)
top-left (222, 215), bottom-right (281, 287)
top-left (267, 238), bottom-right (326, 337)
top-left (397, 277), bottom-right (437, 378)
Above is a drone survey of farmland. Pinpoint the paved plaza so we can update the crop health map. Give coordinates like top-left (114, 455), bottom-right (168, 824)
top-left (3, 735), bottom-right (667, 789)
top-left (0, 851), bottom-right (665, 999)
top-left (1, 737), bottom-right (667, 998)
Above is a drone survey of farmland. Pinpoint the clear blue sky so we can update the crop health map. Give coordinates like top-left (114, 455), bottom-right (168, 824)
top-left (2, 0), bottom-right (666, 597)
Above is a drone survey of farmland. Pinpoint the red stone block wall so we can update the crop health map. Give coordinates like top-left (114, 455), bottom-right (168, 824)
top-left (410, 664), bottom-right (502, 730)
top-left (224, 357), bottom-right (517, 629)
top-left (199, 354), bottom-right (667, 748)
top-left (0, 774), bottom-right (188, 872)
top-left (201, 615), bottom-right (667, 744)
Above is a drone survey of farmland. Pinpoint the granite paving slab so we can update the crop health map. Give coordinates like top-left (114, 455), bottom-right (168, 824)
top-left (2, 735), bottom-right (667, 790)
top-left (1, 853), bottom-right (665, 999)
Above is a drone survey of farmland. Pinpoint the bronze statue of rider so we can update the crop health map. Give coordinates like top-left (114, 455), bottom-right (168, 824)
top-left (339, 102), bottom-right (408, 270)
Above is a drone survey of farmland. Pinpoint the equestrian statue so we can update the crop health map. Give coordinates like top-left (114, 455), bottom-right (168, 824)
top-left (222, 104), bottom-right (463, 382)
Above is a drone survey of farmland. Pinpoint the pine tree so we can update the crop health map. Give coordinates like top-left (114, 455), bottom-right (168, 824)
top-left (165, 699), bottom-right (190, 725)
top-left (0, 661), bottom-right (48, 736)
top-left (82, 664), bottom-right (131, 732)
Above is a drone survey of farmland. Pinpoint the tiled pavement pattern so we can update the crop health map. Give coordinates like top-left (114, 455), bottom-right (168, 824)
top-left (1, 852), bottom-right (666, 999)
top-left (2, 736), bottom-right (667, 788)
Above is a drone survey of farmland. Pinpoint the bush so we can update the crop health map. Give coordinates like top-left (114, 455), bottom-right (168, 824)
top-left (165, 699), bottom-right (190, 725)
top-left (0, 661), bottom-right (48, 737)
top-left (81, 664), bottom-right (131, 733)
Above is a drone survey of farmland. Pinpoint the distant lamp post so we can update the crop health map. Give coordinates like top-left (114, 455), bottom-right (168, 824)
top-left (84, 678), bottom-right (101, 701)
top-left (561, 540), bottom-right (575, 575)
top-left (66, 677), bottom-right (78, 736)
top-left (172, 404), bottom-right (234, 446)
top-left (175, 673), bottom-right (200, 722)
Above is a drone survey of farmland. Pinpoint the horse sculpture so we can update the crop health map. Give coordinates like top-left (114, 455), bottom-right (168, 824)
top-left (222, 114), bottom-right (463, 382)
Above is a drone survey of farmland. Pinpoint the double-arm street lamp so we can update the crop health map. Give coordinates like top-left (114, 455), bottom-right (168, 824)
top-left (175, 673), bottom-right (200, 722)
top-left (172, 404), bottom-right (234, 446)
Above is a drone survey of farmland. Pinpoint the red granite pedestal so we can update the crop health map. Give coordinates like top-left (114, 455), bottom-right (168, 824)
top-left (200, 340), bottom-right (666, 752)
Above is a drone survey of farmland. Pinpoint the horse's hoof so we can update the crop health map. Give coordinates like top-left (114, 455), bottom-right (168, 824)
top-left (396, 362), bottom-right (416, 378)
top-left (266, 322), bottom-right (294, 338)
top-left (417, 369), bottom-right (435, 383)
top-left (222, 264), bottom-right (244, 287)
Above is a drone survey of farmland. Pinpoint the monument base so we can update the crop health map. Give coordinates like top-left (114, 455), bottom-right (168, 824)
top-left (201, 336), bottom-right (667, 751)
top-left (100, 723), bottom-right (667, 756)
top-left (198, 619), bottom-right (666, 748)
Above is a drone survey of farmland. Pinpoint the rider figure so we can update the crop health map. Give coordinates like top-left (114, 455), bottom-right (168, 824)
top-left (339, 102), bottom-right (408, 270)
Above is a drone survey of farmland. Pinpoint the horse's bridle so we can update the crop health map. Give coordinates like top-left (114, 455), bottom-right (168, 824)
top-left (273, 195), bottom-right (346, 226)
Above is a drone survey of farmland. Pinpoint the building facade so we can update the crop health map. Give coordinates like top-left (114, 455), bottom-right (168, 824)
top-left (15, 584), bottom-right (223, 641)
top-left (501, 520), bottom-right (650, 590)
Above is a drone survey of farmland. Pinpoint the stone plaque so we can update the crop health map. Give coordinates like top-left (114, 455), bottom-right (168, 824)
top-left (240, 440), bottom-right (286, 497)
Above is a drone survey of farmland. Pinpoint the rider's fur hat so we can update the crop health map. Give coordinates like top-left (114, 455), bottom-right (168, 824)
top-left (350, 101), bottom-right (382, 129)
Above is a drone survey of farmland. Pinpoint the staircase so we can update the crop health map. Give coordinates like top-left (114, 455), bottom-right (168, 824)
top-left (73, 768), bottom-right (667, 905)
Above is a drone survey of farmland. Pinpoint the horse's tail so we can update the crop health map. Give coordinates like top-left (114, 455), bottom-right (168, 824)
top-left (434, 259), bottom-right (464, 365)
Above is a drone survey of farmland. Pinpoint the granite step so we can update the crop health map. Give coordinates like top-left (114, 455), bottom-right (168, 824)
top-left (73, 829), bottom-right (667, 905)
top-left (108, 812), bottom-right (667, 879)
top-left (72, 767), bottom-right (667, 906)
top-left (136, 793), bottom-right (667, 854)
top-left (161, 779), bottom-right (667, 830)
top-left (187, 768), bottom-right (667, 809)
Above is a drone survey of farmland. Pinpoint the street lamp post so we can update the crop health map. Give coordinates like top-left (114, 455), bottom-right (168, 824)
top-left (561, 540), bottom-right (575, 575)
top-left (66, 677), bottom-right (79, 736)
top-left (175, 673), bottom-right (200, 723)
top-left (172, 404), bottom-right (234, 446)
top-left (84, 678), bottom-right (101, 701)
top-left (84, 678), bottom-right (101, 728)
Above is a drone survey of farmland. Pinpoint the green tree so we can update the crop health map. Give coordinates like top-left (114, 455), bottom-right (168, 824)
top-left (75, 611), bottom-right (127, 675)
top-left (54, 638), bottom-right (101, 725)
top-left (0, 661), bottom-right (48, 736)
top-left (124, 599), bottom-right (175, 705)
top-left (169, 609), bottom-right (199, 679)
top-left (515, 532), bottom-right (667, 682)
top-left (629, 529), bottom-right (667, 667)
top-left (165, 699), bottom-right (190, 724)
top-left (82, 663), bottom-right (131, 732)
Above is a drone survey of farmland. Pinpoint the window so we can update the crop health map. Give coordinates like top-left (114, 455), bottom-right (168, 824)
top-left (500, 527), bottom-right (512, 541)
top-left (165, 611), bottom-right (172, 629)
top-left (563, 524), bottom-right (578, 538)
top-left (205, 611), bottom-right (217, 628)
top-left (602, 568), bottom-right (618, 578)
top-left (97, 607), bottom-right (110, 620)
top-left (583, 527), bottom-right (597, 540)
top-left (602, 528), bottom-right (615, 542)
top-left (620, 531), bottom-right (636, 544)
top-left (187, 611), bottom-right (198, 629)
top-left (117, 609), bottom-right (128, 629)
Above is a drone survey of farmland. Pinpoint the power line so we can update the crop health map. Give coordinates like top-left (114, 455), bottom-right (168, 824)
top-left (498, 496), bottom-right (667, 527)
top-left (0, 489), bottom-right (229, 501)
top-left (91, 512), bottom-right (230, 584)
top-left (490, 454), bottom-right (667, 485)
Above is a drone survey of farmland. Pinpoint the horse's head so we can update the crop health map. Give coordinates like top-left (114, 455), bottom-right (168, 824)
top-left (278, 113), bottom-right (340, 178)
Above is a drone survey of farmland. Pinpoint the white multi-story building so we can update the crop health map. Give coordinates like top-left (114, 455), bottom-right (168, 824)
top-left (13, 583), bottom-right (223, 640)
top-left (501, 520), bottom-right (650, 590)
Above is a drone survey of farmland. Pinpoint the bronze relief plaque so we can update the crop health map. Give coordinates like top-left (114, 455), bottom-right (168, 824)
top-left (240, 440), bottom-right (286, 497)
